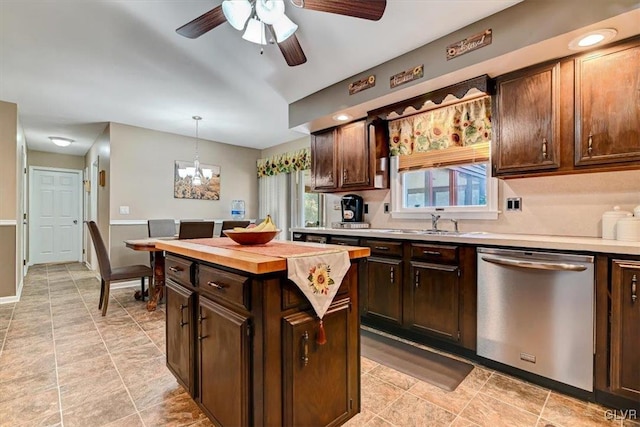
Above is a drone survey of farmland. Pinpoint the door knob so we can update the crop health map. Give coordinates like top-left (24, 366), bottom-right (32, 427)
top-left (73, 220), bottom-right (78, 224)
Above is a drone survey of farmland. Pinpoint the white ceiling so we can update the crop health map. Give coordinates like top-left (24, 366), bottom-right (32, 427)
top-left (0, 0), bottom-right (524, 156)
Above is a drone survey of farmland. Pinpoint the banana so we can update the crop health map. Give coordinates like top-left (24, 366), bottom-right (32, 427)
top-left (233, 227), bottom-right (247, 232)
top-left (253, 220), bottom-right (267, 232)
top-left (263, 222), bottom-right (276, 232)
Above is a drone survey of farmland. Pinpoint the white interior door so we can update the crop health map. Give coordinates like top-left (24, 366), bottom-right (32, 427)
top-left (30, 168), bottom-right (82, 264)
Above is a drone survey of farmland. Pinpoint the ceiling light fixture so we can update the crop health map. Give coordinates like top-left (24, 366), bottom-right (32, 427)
top-left (191, 116), bottom-right (203, 186)
top-left (333, 113), bottom-right (352, 122)
top-left (223, 0), bottom-right (298, 46)
top-left (568, 28), bottom-right (617, 50)
top-left (49, 137), bottom-right (74, 147)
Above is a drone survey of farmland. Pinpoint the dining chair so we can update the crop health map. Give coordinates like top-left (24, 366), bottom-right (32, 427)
top-left (220, 220), bottom-right (251, 236)
top-left (178, 220), bottom-right (215, 239)
top-left (86, 221), bottom-right (153, 316)
top-left (148, 219), bottom-right (177, 238)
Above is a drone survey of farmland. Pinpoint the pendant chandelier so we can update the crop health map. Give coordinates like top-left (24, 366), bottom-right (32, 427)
top-left (222, 0), bottom-right (298, 45)
top-left (178, 116), bottom-right (214, 186)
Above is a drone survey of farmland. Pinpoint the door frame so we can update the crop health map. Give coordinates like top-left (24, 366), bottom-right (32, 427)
top-left (28, 166), bottom-right (84, 266)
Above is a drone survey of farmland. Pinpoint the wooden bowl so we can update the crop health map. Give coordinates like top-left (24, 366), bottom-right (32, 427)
top-left (223, 229), bottom-right (281, 245)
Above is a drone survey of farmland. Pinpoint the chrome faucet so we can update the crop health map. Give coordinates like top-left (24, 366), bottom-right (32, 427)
top-left (430, 213), bottom-right (441, 230)
top-left (450, 218), bottom-right (459, 233)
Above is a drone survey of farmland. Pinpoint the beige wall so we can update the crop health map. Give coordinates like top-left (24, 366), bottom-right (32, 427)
top-left (260, 136), bottom-right (310, 159)
top-left (0, 101), bottom-right (17, 219)
top-left (85, 125), bottom-right (111, 269)
top-left (327, 170), bottom-right (640, 238)
top-left (28, 150), bottom-right (85, 170)
top-left (109, 123), bottom-right (260, 221)
top-left (0, 227), bottom-right (16, 298)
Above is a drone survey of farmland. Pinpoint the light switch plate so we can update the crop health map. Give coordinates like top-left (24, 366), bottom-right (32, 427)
top-left (119, 206), bottom-right (130, 215)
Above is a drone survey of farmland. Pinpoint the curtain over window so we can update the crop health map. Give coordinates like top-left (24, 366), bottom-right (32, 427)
top-left (388, 96), bottom-right (492, 170)
top-left (257, 148), bottom-right (310, 178)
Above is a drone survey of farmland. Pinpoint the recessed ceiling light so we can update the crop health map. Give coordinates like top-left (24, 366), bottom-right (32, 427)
top-left (49, 137), bottom-right (74, 147)
top-left (333, 113), bottom-right (352, 122)
top-left (568, 28), bottom-right (617, 50)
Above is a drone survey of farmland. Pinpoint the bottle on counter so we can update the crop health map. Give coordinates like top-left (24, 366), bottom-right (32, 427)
top-left (231, 200), bottom-right (245, 220)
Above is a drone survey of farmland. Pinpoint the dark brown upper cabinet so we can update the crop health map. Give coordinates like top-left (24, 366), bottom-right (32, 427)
top-left (574, 40), bottom-right (640, 166)
top-left (311, 119), bottom-right (388, 192)
top-left (493, 62), bottom-right (561, 175)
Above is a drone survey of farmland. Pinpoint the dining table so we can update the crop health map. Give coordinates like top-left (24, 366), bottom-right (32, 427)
top-left (124, 237), bottom-right (176, 311)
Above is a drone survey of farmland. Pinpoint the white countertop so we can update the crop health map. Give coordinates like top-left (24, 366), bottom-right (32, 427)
top-left (290, 227), bottom-right (640, 256)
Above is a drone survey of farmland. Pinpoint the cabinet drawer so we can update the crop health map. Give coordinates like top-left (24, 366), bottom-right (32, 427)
top-left (410, 243), bottom-right (458, 264)
top-left (362, 239), bottom-right (403, 257)
top-left (330, 236), bottom-right (360, 247)
top-left (198, 265), bottom-right (250, 310)
top-left (166, 255), bottom-right (193, 286)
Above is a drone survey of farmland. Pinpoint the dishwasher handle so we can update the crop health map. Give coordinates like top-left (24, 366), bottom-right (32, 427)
top-left (481, 255), bottom-right (588, 272)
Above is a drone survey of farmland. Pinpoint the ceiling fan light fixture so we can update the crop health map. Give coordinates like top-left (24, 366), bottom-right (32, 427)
top-left (272, 14), bottom-right (298, 43)
top-left (242, 18), bottom-right (267, 45)
top-left (222, 0), bottom-right (252, 30)
top-left (255, 0), bottom-right (285, 25)
top-left (49, 136), bottom-right (74, 147)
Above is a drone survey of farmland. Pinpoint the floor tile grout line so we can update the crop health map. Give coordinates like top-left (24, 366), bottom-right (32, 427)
top-left (536, 389), bottom-right (552, 426)
top-left (0, 298), bottom-right (16, 357)
top-left (50, 264), bottom-right (66, 427)
top-left (71, 269), bottom-right (146, 427)
top-left (111, 290), bottom-right (166, 356)
top-left (475, 388), bottom-right (548, 420)
top-left (448, 369), bottom-right (494, 426)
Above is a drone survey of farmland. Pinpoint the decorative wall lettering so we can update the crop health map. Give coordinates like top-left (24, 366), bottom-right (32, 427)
top-left (348, 75), bottom-right (376, 95)
top-left (390, 65), bottom-right (424, 89)
top-left (447, 29), bottom-right (492, 60)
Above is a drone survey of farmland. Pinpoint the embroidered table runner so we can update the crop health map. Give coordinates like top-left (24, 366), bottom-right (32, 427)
top-left (190, 238), bottom-right (351, 344)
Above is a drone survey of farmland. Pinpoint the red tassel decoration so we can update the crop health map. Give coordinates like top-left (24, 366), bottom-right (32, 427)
top-left (316, 319), bottom-right (327, 345)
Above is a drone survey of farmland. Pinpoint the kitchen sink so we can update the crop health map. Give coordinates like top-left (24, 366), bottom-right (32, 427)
top-left (373, 229), bottom-right (462, 235)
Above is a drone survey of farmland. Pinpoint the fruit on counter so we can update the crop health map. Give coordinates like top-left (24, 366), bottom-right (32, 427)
top-left (231, 215), bottom-right (277, 232)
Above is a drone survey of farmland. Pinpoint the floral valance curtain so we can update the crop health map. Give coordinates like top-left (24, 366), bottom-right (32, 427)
top-left (388, 96), bottom-right (492, 157)
top-left (257, 148), bottom-right (310, 178)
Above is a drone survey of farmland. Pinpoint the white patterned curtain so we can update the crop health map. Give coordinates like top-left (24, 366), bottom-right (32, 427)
top-left (258, 173), bottom-right (290, 241)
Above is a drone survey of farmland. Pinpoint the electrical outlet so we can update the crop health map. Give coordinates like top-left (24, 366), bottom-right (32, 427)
top-left (119, 206), bottom-right (130, 215)
top-left (384, 203), bottom-right (390, 214)
top-left (333, 202), bottom-right (341, 211)
top-left (506, 197), bottom-right (522, 211)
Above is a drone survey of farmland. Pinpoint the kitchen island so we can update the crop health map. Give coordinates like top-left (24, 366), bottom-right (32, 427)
top-left (155, 237), bottom-right (370, 427)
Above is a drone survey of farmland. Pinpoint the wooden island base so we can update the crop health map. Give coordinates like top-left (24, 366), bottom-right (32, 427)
top-left (156, 239), bottom-right (369, 427)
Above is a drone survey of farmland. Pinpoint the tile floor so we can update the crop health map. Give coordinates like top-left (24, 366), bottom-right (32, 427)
top-left (0, 263), bottom-right (636, 427)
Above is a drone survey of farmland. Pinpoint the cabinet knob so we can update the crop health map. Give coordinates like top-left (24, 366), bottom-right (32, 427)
top-left (632, 274), bottom-right (637, 304)
top-left (542, 138), bottom-right (548, 160)
top-left (343, 169), bottom-right (348, 182)
top-left (414, 270), bottom-right (420, 288)
top-left (390, 267), bottom-right (394, 283)
top-left (169, 266), bottom-right (182, 273)
top-left (179, 304), bottom-right (188, 327)
top-left (207, 281), bottom-right (226, 290)
top-left (587, 133), bottom-right (593, 156)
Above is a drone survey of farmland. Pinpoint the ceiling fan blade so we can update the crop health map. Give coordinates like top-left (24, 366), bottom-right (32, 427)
top-left (270, 28), bottom-right (307, 66)
top-left (299, 0), bottom-right (387, 21)
top-left (176, 6), bottom-right (227, 39)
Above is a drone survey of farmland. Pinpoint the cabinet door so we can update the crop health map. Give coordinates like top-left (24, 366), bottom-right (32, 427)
top-left (311, 129), bottom-right (338, 191)
top-left (575, 42), bottom-right (640, 166)
top-left (166, 280), bottom-right (194, 395)
top-left (493, 62), bottom-right (560, 174)
top-left (610, 260), bottom-right (640, 401)
top-left (410, 261), bottom-right (460, 341)
top-left (339, 120), bottom-right (370, 188)
top-left (363, 257), bottom-right (403, 325)
top-left (198, 296), bottom-right (251, 427)
top-left (282, 300), bottom-right (353, 427)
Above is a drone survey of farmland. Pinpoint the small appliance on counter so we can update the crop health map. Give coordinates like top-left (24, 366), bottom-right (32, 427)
top-left (341, 194), bottom-right (364, 222)
top-left (333, 194), bottom-right (369, 229)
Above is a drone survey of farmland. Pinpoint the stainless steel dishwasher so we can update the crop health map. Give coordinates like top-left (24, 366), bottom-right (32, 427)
top-left (477, 248), bottom-right (594, 391)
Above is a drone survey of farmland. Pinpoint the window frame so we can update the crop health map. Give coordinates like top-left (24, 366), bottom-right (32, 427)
top-left (389, 156), bottom-right (499, 220)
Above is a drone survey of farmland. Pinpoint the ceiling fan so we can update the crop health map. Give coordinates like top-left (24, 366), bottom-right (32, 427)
top-left (176, 0), bottom-right (387, 66)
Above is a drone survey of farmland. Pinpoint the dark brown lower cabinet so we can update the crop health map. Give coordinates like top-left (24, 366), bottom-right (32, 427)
top-left (165, 279), bottom-right (194, 395)
top-left (610, 260), bottom-right (640, 402)
top-left (197, 296), bottom-right (251, 427)
top-left (409, 261), bottom-right (460, 341)
top-left (363, 256), bottom-right (403, 326)
top-left (282, 299), bottom-right (354, 427)
top-left (164, 253), bottom-right (362, 427)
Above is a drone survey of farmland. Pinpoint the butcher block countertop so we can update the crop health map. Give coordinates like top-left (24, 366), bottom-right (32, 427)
top-left (155, 237), bottom-right (370, 274)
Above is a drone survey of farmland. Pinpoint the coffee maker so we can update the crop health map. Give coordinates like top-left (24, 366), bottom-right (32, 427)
top-left (341, 194), bottom-right (364, 222)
